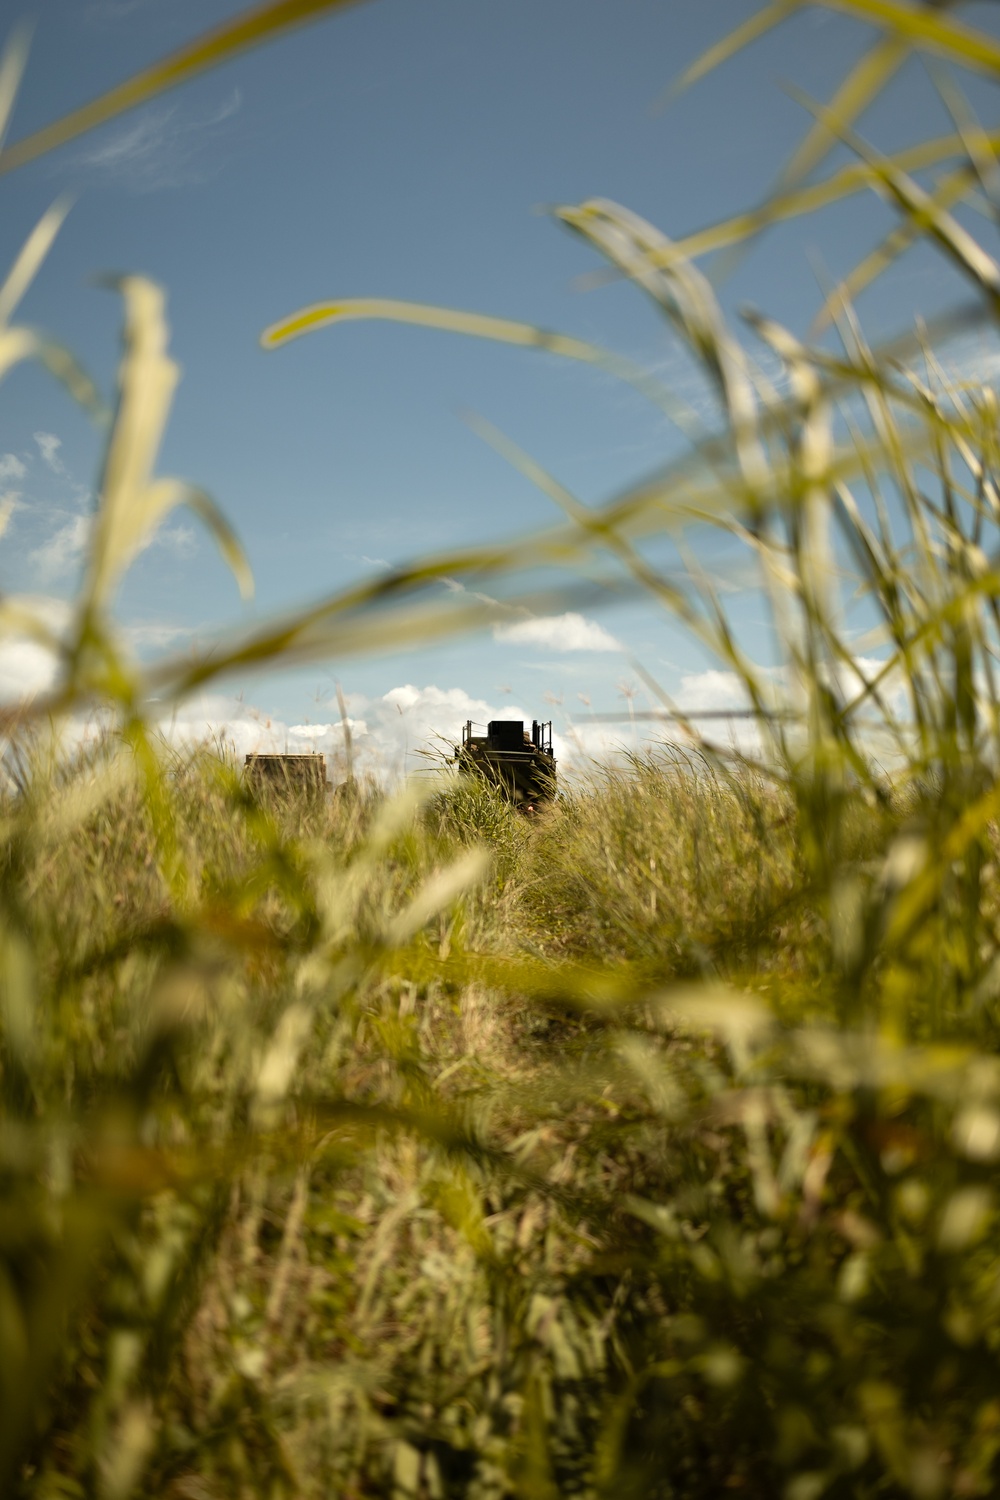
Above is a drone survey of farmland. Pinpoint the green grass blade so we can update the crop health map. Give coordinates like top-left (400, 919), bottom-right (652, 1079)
top-left (779, 31), bottom-right (911, 188)
top-left (578, 130), bottom-right (991, 296)
top-left (0, 23), bottom-right (30, 156)
top-left (262, 295), bottom-right (689, 422)
top-left (81, 278), bottom-right (181, 617)
top-left (0, 325), bottom-right (104, 419)
top-left (660, 0), bottom-right (798, 101)
top-left (822, 0), bottom-right (1000, 77)
top-left (180, 485), bottom-right (254, 601)
top-left (927, 58), bottom-right (1000, 214)
top-left (810, 165), bottom-right (973, 333)
top-left (0, 197), bottom-right (71, 328)
top-left (556, 199), bottom-right (770, 496)
top-left (791, 83), bottom-right (1000, 307)
top-left (707, 30), bottom-right (913, 290)
top-left (78, 278), bottom-right (249, 632)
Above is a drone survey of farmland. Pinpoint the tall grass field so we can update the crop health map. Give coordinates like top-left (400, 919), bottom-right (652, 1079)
top-left (5, 2), bottom-right (1000, 1495)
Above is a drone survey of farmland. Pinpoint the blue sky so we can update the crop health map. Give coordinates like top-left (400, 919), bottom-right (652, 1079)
top-left (3, 0), bottom-right (1000, 774)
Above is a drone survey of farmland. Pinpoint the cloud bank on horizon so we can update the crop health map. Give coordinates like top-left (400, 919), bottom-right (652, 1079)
top-left (0, 621), bottom-right (789, 781)
top-left (0, 598), bottom-right (764, 777)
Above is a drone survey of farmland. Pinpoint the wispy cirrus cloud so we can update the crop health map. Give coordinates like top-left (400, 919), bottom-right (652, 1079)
top-left (70, 90), bottom-right (242, 192)
top-left (28, 513), bottom-right (198, 584)
top-left (0, 454), bottom-right (26, 484)
top-left (125, 620), bottom-right (197, 652)
top-left (29, 514), bottom-right (92, 583)
top-left (0, 453), bottom-right (27, 534)
top-left (157, 523), bottom-right (197, 556)
top-left (33, 429), bottom-right (68, 474)
top-left (34, 431), bottom-right (68, 476)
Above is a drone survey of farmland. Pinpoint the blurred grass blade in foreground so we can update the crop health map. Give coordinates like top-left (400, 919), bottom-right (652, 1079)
top-left (262, 294), bottom-right (695, 425)
top-left (64, 277), bottom-right (251, 711)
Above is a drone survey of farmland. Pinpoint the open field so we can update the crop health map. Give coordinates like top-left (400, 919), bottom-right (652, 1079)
top-left (6, 744), bottom-right (1000, 1499)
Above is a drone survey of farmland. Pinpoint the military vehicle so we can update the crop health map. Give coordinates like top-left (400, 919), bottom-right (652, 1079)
top-left (244, 754), bottom-right (327, 797)
top-left (454, 719), bottom-right (556, 808)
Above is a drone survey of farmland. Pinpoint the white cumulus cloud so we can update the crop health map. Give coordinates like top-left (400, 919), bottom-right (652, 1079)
top-left (287, 723), bottom-right (335, 740)
top-left (0, 599), bottom-right (70, 707)
top-left (0, 640), bottom-right (60, 704)
top-left (676, 669), bottom-right (748, 712)
top-left (493, 612), bottom-right (621, 653)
